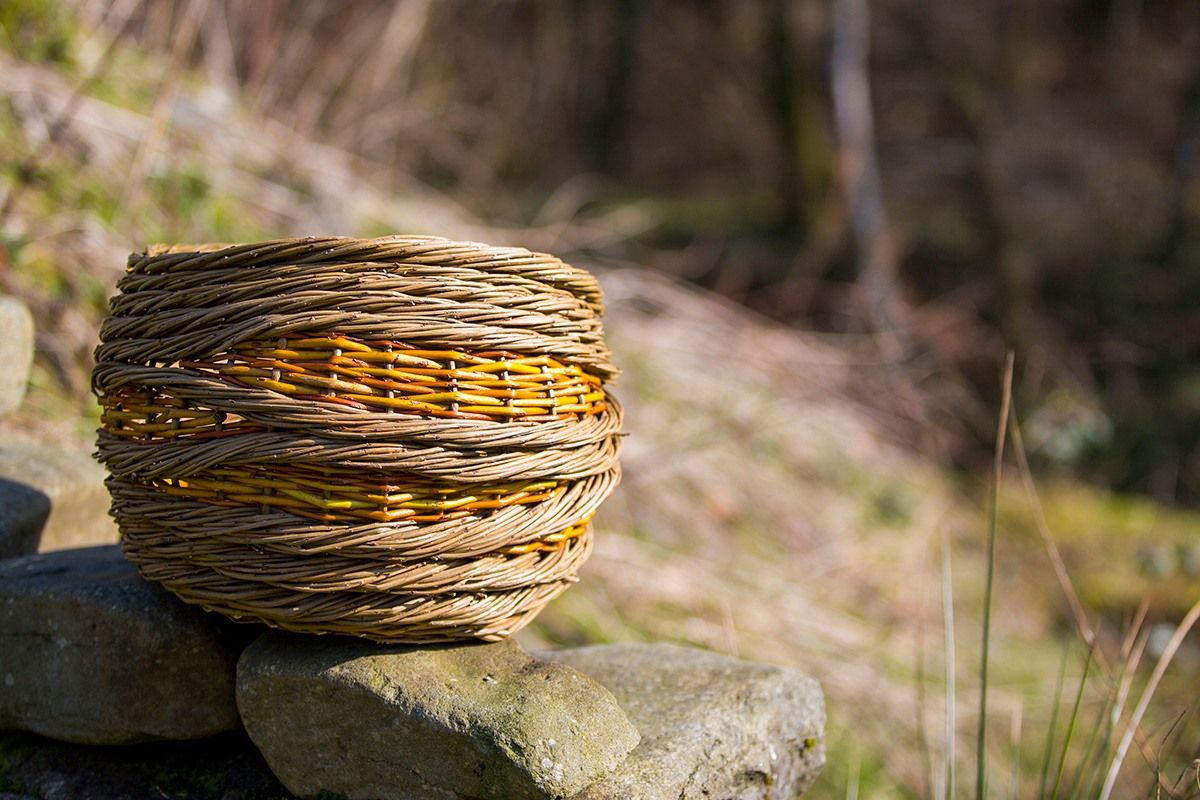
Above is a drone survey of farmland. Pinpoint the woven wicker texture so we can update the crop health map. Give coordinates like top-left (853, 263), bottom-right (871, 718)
top-left (93, 236), bottom-right (621, 643)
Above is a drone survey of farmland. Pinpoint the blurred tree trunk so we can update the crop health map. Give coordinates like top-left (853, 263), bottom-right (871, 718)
top-left (830, 0), bottom-right (905, 345)
top-left (1156, 58), bottom-right (1200, 258)
top-left (762, 0), bottom-right (804, 233)
top-left (987, 0), bottom-right (1042, 363)
top-left (571, 0), bottom-right (640, 174)
top-left (761, 0), bottom-right (835, 240)
top-left (928, 0), bottom-right (1044, 365)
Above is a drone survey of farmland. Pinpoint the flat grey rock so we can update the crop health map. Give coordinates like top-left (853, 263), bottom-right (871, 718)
top-left (0, 477), bottom-right (49, 559)
top-left (0, 441), bottom-right (118, 554)
top-left (238, 633), bottom-right (640, 800)
top-left (542, 643), bottom-right (825, 800)
top-left (0, 297), bottom-right (33, 418)
top-left (0, 730), bottom-right (290, 800)
top-left (0, 546), bottom-right (244, 744)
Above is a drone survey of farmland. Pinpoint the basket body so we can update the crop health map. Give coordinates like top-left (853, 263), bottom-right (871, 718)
top-left (93, 236), bottom-right (620, 643)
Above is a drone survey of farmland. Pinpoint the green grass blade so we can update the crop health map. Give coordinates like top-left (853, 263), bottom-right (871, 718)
top-left (1164, 698), bottom-right (1200, 796)
top-left (916, 600), bottom-right (933, 800)
top-left (1051, 639), bottom-right (1096, 799)
top-left (1039, 642), bottom-right (1070, 799)
top-left (1007, 703), bottom-right (1023, 800)
top-left (943, 526), bottom-right (957, 800)
top-left (1081, 626), bottom-right (1149, 800)
top-left (1066, 681), bottom-right (1115, 797)
top-left (977, 352), bottom-right (1014, 800)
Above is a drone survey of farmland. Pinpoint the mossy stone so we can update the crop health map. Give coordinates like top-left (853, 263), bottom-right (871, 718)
top-left (236, 633), bottom-right (639, 800)
top-left (542, 643), bottom-right (825, 799)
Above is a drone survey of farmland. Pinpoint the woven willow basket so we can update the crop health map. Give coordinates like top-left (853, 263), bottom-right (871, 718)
top-left (92, 236), bottom-right (621, 643)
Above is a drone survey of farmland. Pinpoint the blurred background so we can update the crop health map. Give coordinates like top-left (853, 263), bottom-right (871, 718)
top-left (1, 0), bottom-right (1198, 796)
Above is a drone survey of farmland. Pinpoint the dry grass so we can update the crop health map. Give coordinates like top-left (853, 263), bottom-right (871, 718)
top-left (523, 270), bottom-right (1007, 794)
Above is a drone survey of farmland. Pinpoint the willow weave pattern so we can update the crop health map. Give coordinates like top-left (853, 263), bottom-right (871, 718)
top-left (93, 236), bottom-right (621, 643)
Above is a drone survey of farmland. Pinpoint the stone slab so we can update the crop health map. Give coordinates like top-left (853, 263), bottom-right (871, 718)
top-left (0, 546), bottom-right (244, 744)
top-left (0, 731), bottom-right (289, 800)
top-left (237, 633), bottom-right (640, 800)
top-left (0, 441), bottom-right (118, 553)
top-left (0, 478), bottom-right (49, 560)
top-left (543, 643), bottom-right (826, 800)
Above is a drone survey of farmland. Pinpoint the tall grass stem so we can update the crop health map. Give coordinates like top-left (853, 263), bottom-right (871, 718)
top-left (942, 525), bottom-right (957, 800)
top-left (976, 351), bottom-right (1014, 800)
top-left (1051, 640), bottom-right (1095, 799)
top-left (1038, 643), bottom-right (1070, 799)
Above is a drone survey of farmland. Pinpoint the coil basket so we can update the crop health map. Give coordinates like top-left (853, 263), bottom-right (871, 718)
top-left (92, 236), bottom-right (620, 643)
